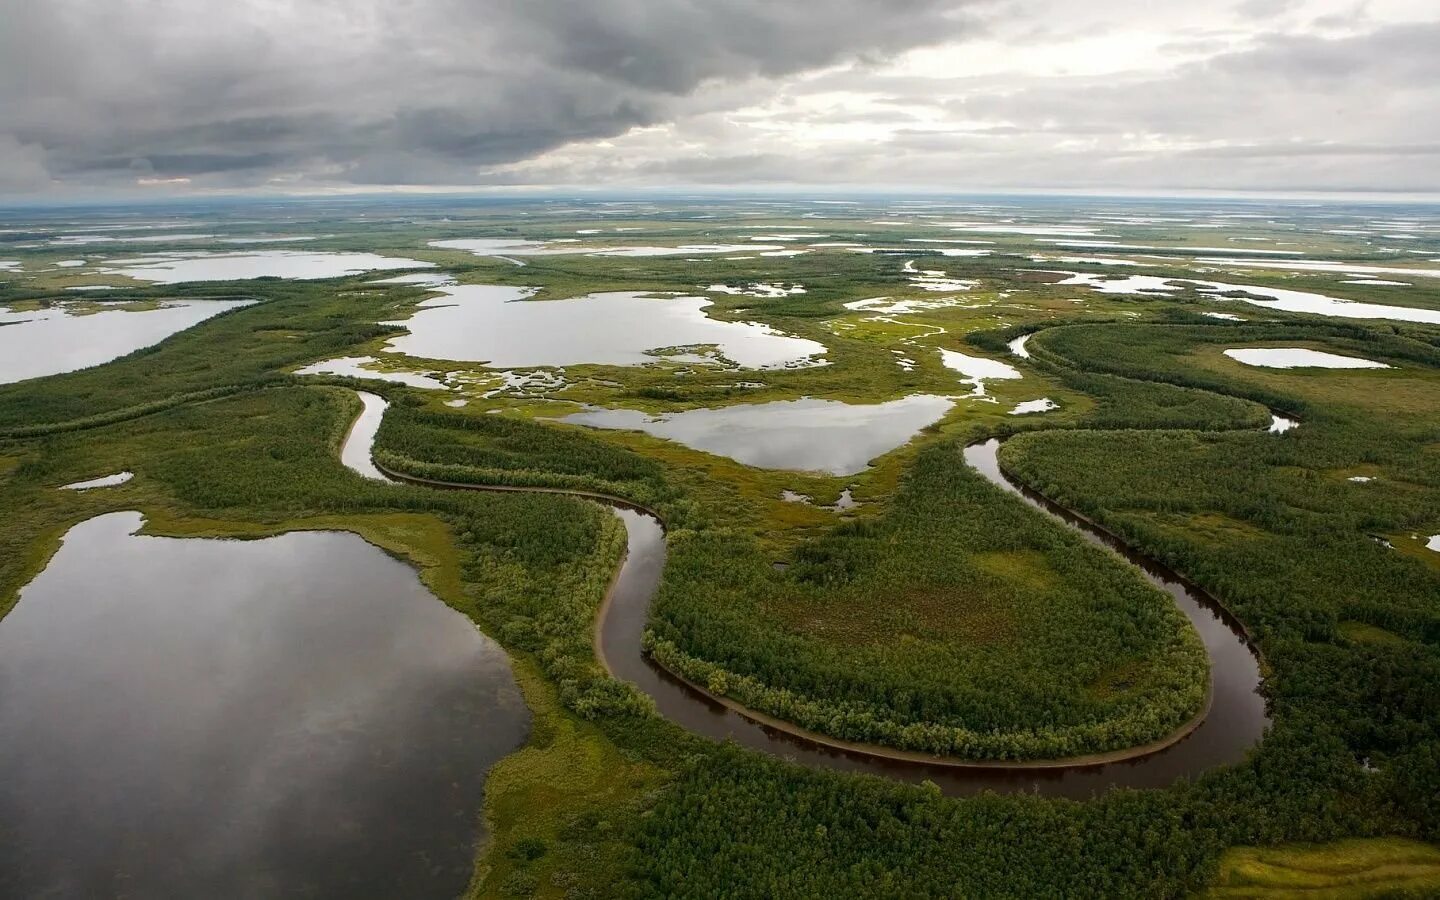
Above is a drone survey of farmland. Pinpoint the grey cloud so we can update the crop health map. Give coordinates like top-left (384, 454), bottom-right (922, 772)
top-left (499, 12), bottom-right (1440, 194)
top-left (0, 0), bottom-right (977, 192)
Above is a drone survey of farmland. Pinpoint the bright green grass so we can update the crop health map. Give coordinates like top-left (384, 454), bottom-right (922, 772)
top-left (1207, 838), bottom-right (1440, 898)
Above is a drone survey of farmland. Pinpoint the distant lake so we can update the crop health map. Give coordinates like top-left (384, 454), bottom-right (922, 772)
top-left (0, 299), bottom-right (251, 384)
top-left (385, 285), bottom-right (827, 370)
top-left (103, 250), bottom-right (434, 283)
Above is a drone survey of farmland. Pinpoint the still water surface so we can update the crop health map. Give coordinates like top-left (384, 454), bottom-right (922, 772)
top-left (595, 442), bottom-right (1268, 798)
top-left (563, 395), bottom-right (953, 475)
top-left (0, 512), bottom-right (527, 898)
top-left (0, 299), bottom-right (251, 384)
top-left (385, 285), bottom-right (826, 369)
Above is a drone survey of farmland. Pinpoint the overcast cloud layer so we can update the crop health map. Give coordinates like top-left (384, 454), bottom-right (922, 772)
top-left (2, 0), bottom-right (1438, 196)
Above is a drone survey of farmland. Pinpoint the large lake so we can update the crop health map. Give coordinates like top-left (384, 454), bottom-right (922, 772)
top-left (0, 512), bottom-right (527, 898)
top-left (0, 299), bottom-right (252, 384)
top-left (103, 250), bottom-right (434, 283)
top-left (385, 285), bottom-right (826, 369)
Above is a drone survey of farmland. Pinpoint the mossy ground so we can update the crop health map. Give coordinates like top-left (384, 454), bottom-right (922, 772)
top-left (1206, 838), bottom-right (1440, 898)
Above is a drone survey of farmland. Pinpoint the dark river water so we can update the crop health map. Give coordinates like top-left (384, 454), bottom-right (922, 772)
top-left (0, 511), bottom-right (527, 898)
top-left (336, 390), bottom-right (1268, 799)
top-left (596, 441), bottom-right (1269, 798)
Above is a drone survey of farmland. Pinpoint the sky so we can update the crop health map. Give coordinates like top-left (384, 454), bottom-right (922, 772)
top-left (2, 0), bottom-right (1438, 198)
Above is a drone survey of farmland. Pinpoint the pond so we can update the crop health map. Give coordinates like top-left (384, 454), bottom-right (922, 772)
top-left (60, 471), bottom-right (133, 490)
top-left (102, 250), bottom-right (434, 283)
top-left (384, 285), bottom-right (827, 370)
top-left (937, 348), bottom-right (1023, 397)
top-left (1010, 398), bottom-right (1058, 415)
top-left (1269, 414), bottom-right (1300, 434)
top-left (432, 239), bottom-right (785, 258)
top-left (0, 511), bottom-right (526, 898)
top-left (294, 355), bottom-right (452, 390)
top-left (0, 299), bottom-right (252, 384)
top-left (1224, 348), bottom-right (1391, 369)
top-left (562, 394), bottom-right (953, 475)
top-left (1053, 271), bottom-right (1440, 325)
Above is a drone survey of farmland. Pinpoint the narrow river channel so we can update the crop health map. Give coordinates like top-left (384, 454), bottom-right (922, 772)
top-left (347, 392), bottom-right (1269, 798)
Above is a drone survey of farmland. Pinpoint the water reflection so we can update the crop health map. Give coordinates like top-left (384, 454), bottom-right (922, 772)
top-left (1052, 270), bottom-right (1440, 325)
top-left (564, 395), bottom-right (953, 475)
top-left (385, 285), bottom-right (826, 370)
top-left (0, 299), bottom-right (252, 385)
top-left (0, 512), bottom-right (526, 898)
top-left (341, 391), bottom-right (393, 481)
top-left (1224, 348), bottom-right (1390, 369)
top-left (597, 440), bottom-right (1271, 800)
top-left (938, 348), bottom-right (1023, 398)
top-left (60, 471), bottom-right (133, 490)
top-left (295, 355), bottom-right (451, 390)
top-left (103, 250), bottom-right (434, 284)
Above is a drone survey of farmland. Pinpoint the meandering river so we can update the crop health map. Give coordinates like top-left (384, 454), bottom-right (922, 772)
top-left (344, 392), bottom-right (1269, 798)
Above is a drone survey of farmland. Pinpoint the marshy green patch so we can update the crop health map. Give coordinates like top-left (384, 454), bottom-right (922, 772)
top-left (1336, 621), bottom-right (1408, 647)
top-left (1206, 838), bottom-right (1440, 898)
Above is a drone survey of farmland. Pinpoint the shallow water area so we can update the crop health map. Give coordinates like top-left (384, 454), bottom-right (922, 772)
top-left (706, 282), bottom-right (806, 298)
top-left (294, 355), bottom-right (451, 390)
top-left (1269, 414), bottom-right (1299, 434)
top-left (103, 250), bottom-right (434, 283)
top-left (0, 298), bottom-right (252, 384)
top-left (385, 285), bottom-right (826, 369)
top-left (1054, 271), bottom-right (1440, 325)
top-left (563, 394), bottom-right (953, 475)
top-left (938, 348), bottom-right (1023, 397)
top-left (1010, 398), bottom-right (1058, 415)
top-left (1224, 348), bottom-right (1390, 369)
top-left (1202, 258), bottom-right (1440, 280)
top-left (0, 511), bottom-right (526, 898)
top-left (596, 442), bottom-right (1268, 798)
top-left (341, 391), bottom-right (394, 481)
top-left (60, 471), bottom-right (133, 490)
top-left (368, 272), bottom-right (458, 287)
top-left (432, 239), bottom-right (785, 258)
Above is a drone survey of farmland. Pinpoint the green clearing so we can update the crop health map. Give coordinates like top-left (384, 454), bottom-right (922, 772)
top-left (1206, 837), bottom-right (1440, 897)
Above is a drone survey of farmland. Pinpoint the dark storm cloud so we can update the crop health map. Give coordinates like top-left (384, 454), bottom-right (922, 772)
top-left (0, 0), bottom-right (976, 191)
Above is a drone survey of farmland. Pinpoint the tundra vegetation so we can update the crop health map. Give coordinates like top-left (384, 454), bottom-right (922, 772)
top-left (0, 197), bottom-right (1436, 897)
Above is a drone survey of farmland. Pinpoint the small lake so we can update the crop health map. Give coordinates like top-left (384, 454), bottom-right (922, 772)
top-left (0, 511), bottom-right (526, 898)
top-left (1224, 348), bottom-right (1391, 369)
top-left (431, 239), bottom-right (786, 258)
top-left (938, 349), bottom-right (1023, 397)
top-left (103, 250), bottom-right (434, 283)
top-left (1010, 398), bottom-right (1057, 415)
top-left (563, 394), bottom-right (953, 475)
top-left (294, 355), bottom-right (451, 390)
top-left (385, 285), bottom-right (827, 370)
top-left (60, 471), bottom-right (133, 490)
top-left (0, 299), bottom-right (252, 384)
top-left (1053, 271), bottom-right (1440, 325)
